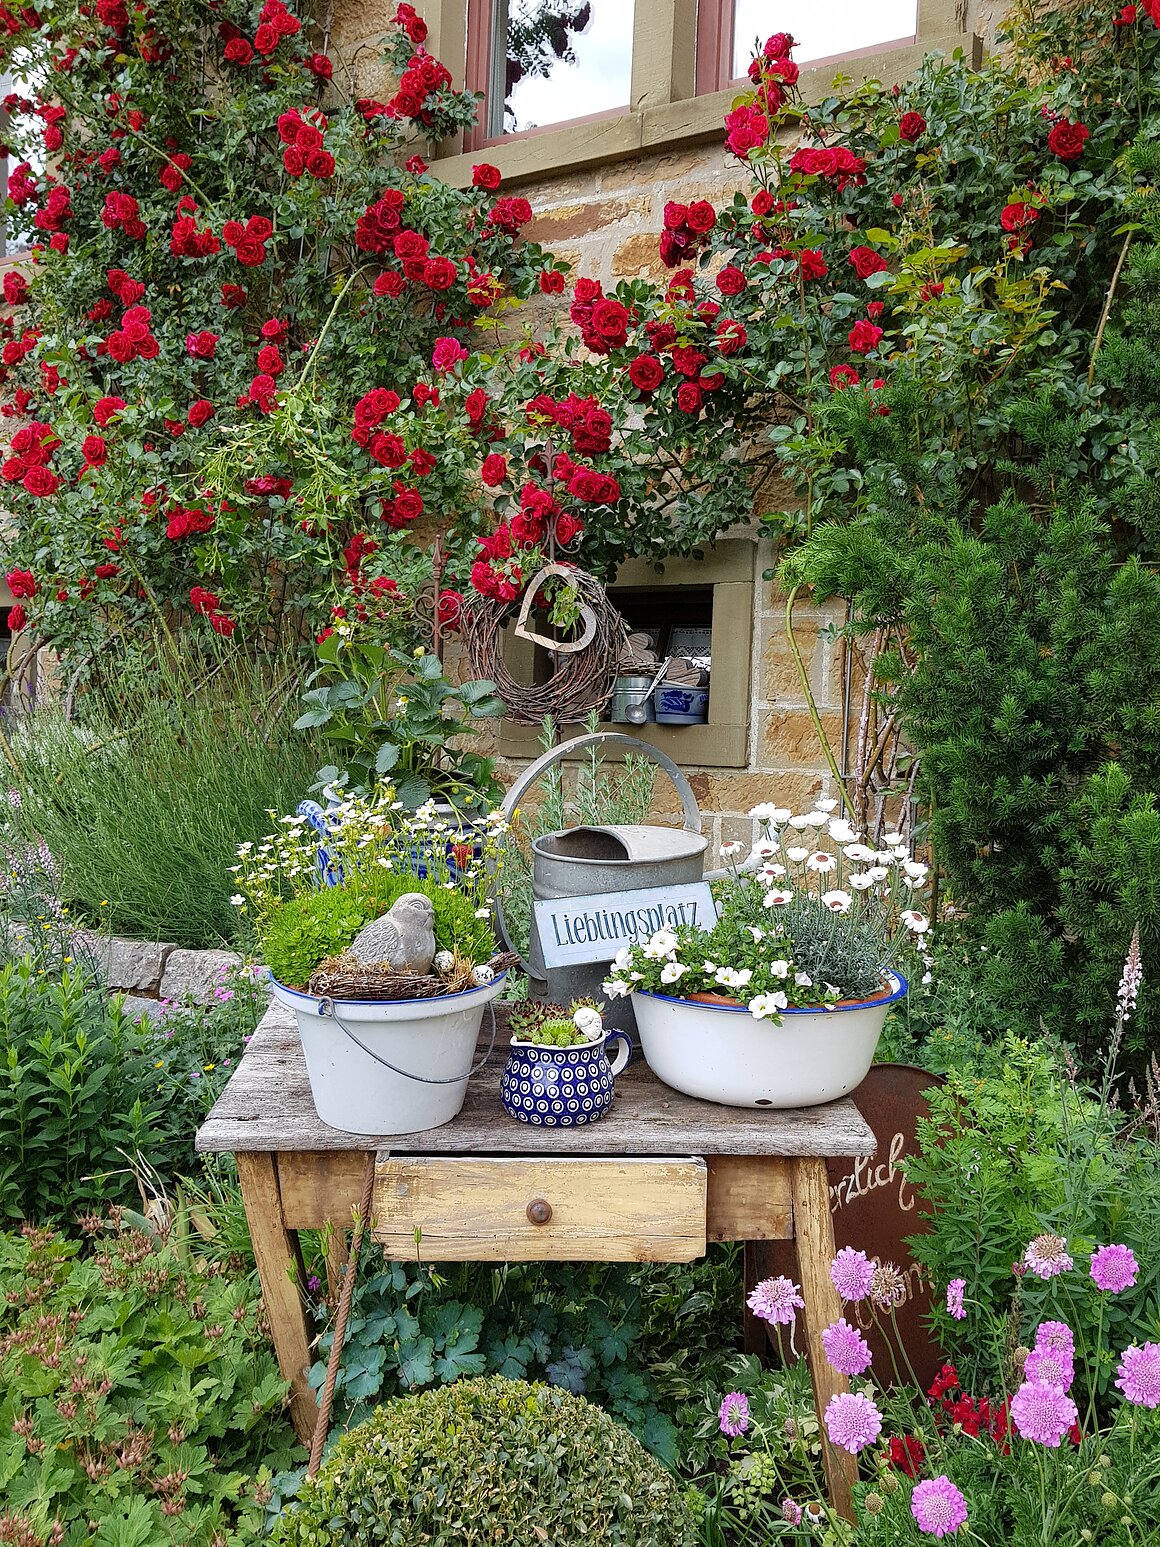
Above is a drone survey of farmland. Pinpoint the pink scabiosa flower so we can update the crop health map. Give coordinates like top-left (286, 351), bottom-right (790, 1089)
top-left (1035, 1321), bottom-right (1075, 1358)
top-left (1010, 1380), bottom-right (1079, 1446)
top-left (718, 1390), bottom-right (750, 1436)
top-left (822, 1318), bottom-right (873, 1376)
top-left (911, 1476), bottom-right (968, 1538)
top-left (1115, 1342), bottom-right (1160, 1408)
top-left (1090, 1244), bottom-right (1138, 1294)
top-left (1023, 1233), bottom-right (1073, 1279)
top-left (747, 1275), bottom-right (804, 1326)
top-left (824, 1391), bottom-right (883, 1453)
top-left (831, 1247), bottom-right (875, 1302)
top-left (945, 1279), bottom-right (966, 1320)
top-left (781, 1500), bottom-right (803, 1525)
top-left (1023, 1344), bottom-right (1074, 1390)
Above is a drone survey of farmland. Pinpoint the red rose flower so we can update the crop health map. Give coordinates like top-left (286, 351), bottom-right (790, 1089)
top-left (539, 270), bottom-right (566, 294)
top-left (93, 395), bottom-right (127, 426)
top-left (555, 512), bottom-right (583, 545)
top-left (432, 336), bottom-right (468, 373)
top-left (472, 163), bottom-right (502, 190)
top-left (304, 51), bottom-right (332, 78)
top-left (423, 257), bottom-right (457, 290)
top-left (188, 399), bottom-right (215, 427)
top-left (374, 271), bottom-right (406, 297)
top-left (235, 241), bottom-right (266, 267)
top-left (94, 562), bottom-right (118, 580)
top-left (480, 452), bottom-right (507, 487)
top-left (253, 22), bottom-right (278, 53)
top-left (751, 189), bottom-right (774, 219)
top-left (1001, 202), bottom-right (1040, 232)
top-left (209, 612), bottom-right (236, 636)
top-left (848, 245), bottom-right (888, 280)
top-left (686, 200), bottom-right (716, 234)
top-left (3, 272), bottom-right (28, 306)
top-left (7, 604), bottom-right (26, 630)
top-left (676, 382), bottom-right (703, 414)
top-left (1047, 119), bottom-right (1089, 161)
top-left (799, 249), bottom-right (828, 280)
top-left (899, 111), bottom-right (926, 143)
top-left (829, 364), bottom-right (861, 389)
top-left (220, 283), bottom-right (247, 308)
top-left (22, 466), bottom-right (59, 496)
top-left (185, 329), bottom-right (218, 359)
top-left (716, 320), bottom-right (747, 356)
top-left (224, 37), bottom-right (253, 63)
top-left (6, 569), bottom-right (36, 598)
top-left (436, 589), bottom-right (464, 630)
top-left (392, 486), bottom-right (424, 522)
top-left (628, 354), bottom-right (664, 392)
top-left (82, 434), bottom-right (108, 465)
top-left (847, 319), bottom-right (884, 353)
top-left (715, 265), bottom-right (746, 296)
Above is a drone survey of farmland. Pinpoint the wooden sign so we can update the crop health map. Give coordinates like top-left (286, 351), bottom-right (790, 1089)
top-left (750, 1064), bottom-right (945, 1391)
top-left (533, 883), bottom-right (718, 969)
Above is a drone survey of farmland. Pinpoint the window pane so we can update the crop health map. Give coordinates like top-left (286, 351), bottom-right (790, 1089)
top-left (732, 0), bottom-right (917, 76)
top-left (494, 0), bottom-right (635, 135)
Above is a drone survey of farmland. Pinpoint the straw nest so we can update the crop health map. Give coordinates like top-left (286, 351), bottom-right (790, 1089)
top-left (308, 950), bottom-right (519, 1001)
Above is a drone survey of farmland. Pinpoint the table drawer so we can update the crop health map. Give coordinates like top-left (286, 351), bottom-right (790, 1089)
top-left (372, 1155), bottom-right (707, 1261)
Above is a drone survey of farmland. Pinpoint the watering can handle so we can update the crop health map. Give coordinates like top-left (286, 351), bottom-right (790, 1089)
top-left (493, 732), bottom-right (703, 969)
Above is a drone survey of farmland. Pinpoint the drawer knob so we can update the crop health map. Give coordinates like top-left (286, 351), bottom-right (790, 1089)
top-left (526, 1197), bottom-right (553, 1225)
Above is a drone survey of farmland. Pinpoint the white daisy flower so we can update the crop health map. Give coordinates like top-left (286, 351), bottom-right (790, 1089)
top-left (786, 846), bottom-right (810, 863)
top-left (763, 889), bottom-right (794, 907)
top-left (900, 910), bottom-right (930, 934)
top-left (827, 819), bottom-right (859, 844)
top-left (805, 851), bottom-right (836, 873)
top-left (814, 798), bottom-right (839, 813)
top-left (749, 803), bottom-right (791, 824)
top-left (821, 889), bottom-right (852, 913)
top-left (720, 841), bottom-right (744, 858)
top-left (848, 872), bottom-right (876, 891)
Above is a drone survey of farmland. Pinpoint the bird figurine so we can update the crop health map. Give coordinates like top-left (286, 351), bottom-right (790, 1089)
top-left (349, 892), bottom-right (436, 974)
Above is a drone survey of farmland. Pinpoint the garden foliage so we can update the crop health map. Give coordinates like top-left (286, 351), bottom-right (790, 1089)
top-left (0, 1222), bottom-right (301, 1546)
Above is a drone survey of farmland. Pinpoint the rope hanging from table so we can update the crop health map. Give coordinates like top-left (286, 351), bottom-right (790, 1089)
top-left (460, 566), bottom-right (627, 725)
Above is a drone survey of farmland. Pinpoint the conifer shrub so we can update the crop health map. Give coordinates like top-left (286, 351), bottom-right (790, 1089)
top-left (271, 1377), bottom-right (697, 1547)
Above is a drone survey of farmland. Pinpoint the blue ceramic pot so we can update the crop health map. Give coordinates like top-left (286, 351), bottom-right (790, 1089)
top-left (501, 1032), bottom-right (631, 1126)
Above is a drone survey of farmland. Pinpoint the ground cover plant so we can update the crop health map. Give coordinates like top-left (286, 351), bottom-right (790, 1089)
top-left (0, 1220), bottom-right (301, 1546)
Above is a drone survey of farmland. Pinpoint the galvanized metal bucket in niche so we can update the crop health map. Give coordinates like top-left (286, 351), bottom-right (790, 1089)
top-left (495, 733), bottom-right (707, 1030)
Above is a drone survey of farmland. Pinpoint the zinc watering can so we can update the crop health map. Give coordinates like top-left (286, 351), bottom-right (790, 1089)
top-left (494, 732), bottom-right (713, 1030)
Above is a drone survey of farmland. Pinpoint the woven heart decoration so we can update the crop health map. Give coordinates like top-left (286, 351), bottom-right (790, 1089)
top-left (511, 563), bottom-right (598, 655)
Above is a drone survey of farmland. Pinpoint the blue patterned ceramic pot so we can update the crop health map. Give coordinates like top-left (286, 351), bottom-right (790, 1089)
top-left (501, 1032), bottom-right (631, 1126)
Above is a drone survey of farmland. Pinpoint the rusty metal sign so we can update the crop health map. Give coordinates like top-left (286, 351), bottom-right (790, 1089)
top-left (749, 1064), bottom-right (946, 1391)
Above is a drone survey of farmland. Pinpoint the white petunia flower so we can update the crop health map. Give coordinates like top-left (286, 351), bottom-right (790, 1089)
top-left (643, 928), bottom-right (679, 960)
top-left (763, 889), bottom-right (794, 908)
top-left (821, 890), bottom-right (852, 913)
top-left (769, 959), bottom-right (790, 978)
top-left (883, 831), bottom-right (903, 845)
top-left (794, 971), bottom-right (813, 988)
top-left (716, 966), bottom-right (753, 989)
top-left (748, 925), bottom-right (767, 942)
top-left (660, 961), bottom-right (688, 985)
top-left (748, 991), bottom-right (789, 1019)
top-left (229, 894), bottom-right (245, 907)
top-left (612, 947), bottom-right (633, 970)
top-left (603, 977), bottom-right (632, 998)
top-left (701, 961), bottom-right (718, 974)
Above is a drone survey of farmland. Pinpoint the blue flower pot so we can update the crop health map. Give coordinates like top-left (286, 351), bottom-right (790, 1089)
top-left (501, 1031), bottom-right (631, 1126)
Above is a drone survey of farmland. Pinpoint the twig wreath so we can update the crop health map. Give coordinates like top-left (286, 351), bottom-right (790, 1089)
top-left (461, 563), bottom-right (627, 725)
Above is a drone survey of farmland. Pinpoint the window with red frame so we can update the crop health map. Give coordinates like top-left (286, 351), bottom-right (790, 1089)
top-left (466, 0), bottom-right (635, 144)
top-left (698, 0), bottom-right (918, 95)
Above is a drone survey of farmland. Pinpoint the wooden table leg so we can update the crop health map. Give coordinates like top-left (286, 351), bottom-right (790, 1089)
top-left (237, 1152), bottom-right (319, 1445)
top-left (790, 1156), bottom-right (856, 1522)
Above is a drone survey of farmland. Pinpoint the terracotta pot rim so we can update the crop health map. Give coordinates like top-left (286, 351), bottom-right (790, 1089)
top-left (648, 972), bottom-right (904, 1015)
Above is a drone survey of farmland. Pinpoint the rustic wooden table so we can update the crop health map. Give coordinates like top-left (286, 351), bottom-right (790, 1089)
top-left (197, 999), bottom-right (877, 1516)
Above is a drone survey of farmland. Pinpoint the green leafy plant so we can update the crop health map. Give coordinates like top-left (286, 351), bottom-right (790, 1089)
top-left (299, 637), bottom-right (504, 806)
top-left (0, 1222), bottom-right (302, 1545)
top-left (0, 959), bottom-right (162, 1226)
top-left (272, 1377), bottom-right (698, 1547)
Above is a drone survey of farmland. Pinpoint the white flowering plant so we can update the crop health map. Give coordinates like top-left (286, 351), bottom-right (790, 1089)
top-left (603, 800), bottom-right (932, 1021)
top-left (228, 788), bottom-right (509, 984)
